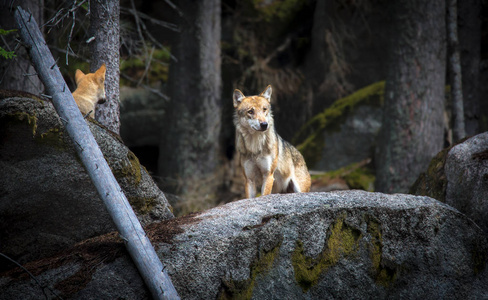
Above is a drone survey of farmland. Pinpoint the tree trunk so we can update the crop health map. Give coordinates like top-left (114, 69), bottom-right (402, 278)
top-left (89, 0), bottom-right (120, 134)
top-left (0, 0), bottom-right (44, 94)
top-left (458, 0), bottom-right (481, 135)
top-left (447, 0), bottom-right (466, 142)
top-left (306, 0), bottom-right (350, 112)
top-left (159, 0), bottom-right (222, 196)
top-left (375, 0), bottom-right (446, 193)
top-left (306, 0), bottom-right (329, 95)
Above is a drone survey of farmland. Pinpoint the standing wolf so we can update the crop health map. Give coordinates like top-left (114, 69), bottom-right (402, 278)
top-left (233, 85), bottom-right (311, 198)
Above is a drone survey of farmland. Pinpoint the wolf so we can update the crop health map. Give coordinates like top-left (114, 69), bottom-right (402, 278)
top-left (233, 85), bottom-right (311, 198)
top-left (71, 63), bottom-right (106, 118)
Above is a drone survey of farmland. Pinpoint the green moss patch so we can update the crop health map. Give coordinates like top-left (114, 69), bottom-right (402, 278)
top-left (409, 147), bottom-right (449, 201)
top-left (292, 214), bottom-right (361, 292)
top-left (292, 214), bottom-right (401, 292)
top-left (2, 109), bottom-right (66, 150)
top-left (2, 112), bottom-right (38, 137)
top-left (219, 241), bottom-right (282, 300)
top-left (409, 136), bottom-right (471, 201)
top-left (127, 196), bottom-right (157, 214)
top-left (34, 126), bottom-right (67, 150)
top-left (367, 217), bottom-right (398, 287)
top-left (112, 151), bottom-right (142, 185)
top-left (293, 81), bottom-right (385, 167)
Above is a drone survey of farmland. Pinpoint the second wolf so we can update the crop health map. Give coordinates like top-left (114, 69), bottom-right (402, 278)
top-left (71, 63), bottom-right (106, 118)
top-left (233, 85), bottom-right (311, 198)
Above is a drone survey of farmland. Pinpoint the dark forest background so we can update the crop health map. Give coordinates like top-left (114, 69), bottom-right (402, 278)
top-left (1, 0), bottom-right (487, 216)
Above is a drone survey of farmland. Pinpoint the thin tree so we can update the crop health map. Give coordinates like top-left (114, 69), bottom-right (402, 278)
top-left (89, 0), bottom-right (120, 134)
top-left (459, 0), bottom-right (481, 135)
top-left (0, 0), bottom-right (44, 94)
top-left (447, 0), bottom-right (465, 142)
top-left (375, 0), bottom-right (446, 193)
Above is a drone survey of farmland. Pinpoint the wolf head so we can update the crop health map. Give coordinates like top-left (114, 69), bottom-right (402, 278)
top-left (74, 63), bottom-right (106, 104)
top-left (233, 85), bottom-right (273, 132)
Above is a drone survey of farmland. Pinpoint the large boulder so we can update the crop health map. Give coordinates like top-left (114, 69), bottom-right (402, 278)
top-left (1, 191), bottom-right (486, 299)
top-left (412, 132), bottom-right (488, 235)
top-left (293, 82), bottom-right (384, 170)
top-left (0, 94), bottom-right (174, 270)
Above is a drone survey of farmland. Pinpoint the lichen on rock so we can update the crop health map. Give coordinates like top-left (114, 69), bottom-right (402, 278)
top-left (292, 214), bottom-right (361, 292)
top-left (112, 150), bottom-right (143, 185)
top-left (366, 216), bottom-right (398, 287)
top-left (219, 240), bottom-right (282, 300)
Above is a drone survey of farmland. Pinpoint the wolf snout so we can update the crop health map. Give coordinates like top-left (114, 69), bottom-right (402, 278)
top-left (260, 122), bottom-right (268, 131)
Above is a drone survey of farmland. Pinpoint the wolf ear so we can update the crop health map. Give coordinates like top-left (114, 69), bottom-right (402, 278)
top-left (97, 63), bottom-right (106, 74)
top-left (96, 63), bottom-right (106, 77)
top-left (95, 63), bottom-right (106, 84)
top-left (75, 69), bottom-right (85, 86)
top-left (233, 89), bottom-right (245, 108)
top-left (260, 85), bottom-right (272, 102)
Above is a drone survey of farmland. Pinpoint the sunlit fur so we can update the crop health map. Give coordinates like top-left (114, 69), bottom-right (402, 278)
top-left (233, 85), bottom-right (311, 199)
top-left (71, 63), bottom-right (106, 118)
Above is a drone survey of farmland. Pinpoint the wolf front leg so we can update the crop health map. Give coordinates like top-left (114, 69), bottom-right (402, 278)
top-left (256, 154), bottom-right (276, 196)
top-left (242, 160), bottom-right (258, 198)
top-left (261, 173), bottom-right (274, 196)
top-left (245, 179), bottom-right (256, 199)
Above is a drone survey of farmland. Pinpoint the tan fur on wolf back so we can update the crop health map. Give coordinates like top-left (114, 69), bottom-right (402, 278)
top-left (233, 85), bottom-right (311, 199)
top-left (71, 63), bottom-right (106, 118)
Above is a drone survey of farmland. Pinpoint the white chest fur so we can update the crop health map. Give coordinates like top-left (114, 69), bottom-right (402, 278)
top-left (236, 127), bottom-right (274, 155)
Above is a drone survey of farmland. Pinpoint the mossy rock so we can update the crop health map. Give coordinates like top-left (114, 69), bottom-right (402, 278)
top-left (412, 133), bottom-right (488, 236)
top-left (219, 240), bottom-right (282, 300)
top-left (366, 216), bottom-right (398, 287)
top-left (409, 147), bottom-right (450, 202)
top-left (410, 136), bottom-right (471, 202)
top-left (292, 214), bottom-right (362, 292)
top-left (0, 96), bottom-right (174, 270)
top-left (2, 191), bottom-right (487, 299)
top-left (111, 150), bottom-right (143, 185)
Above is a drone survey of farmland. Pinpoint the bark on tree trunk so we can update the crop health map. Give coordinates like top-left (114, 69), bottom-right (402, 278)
top-left (458, 0), bottom-right (481, 135)
top-left (159, 0), bottom-right (222, 195)
top-left (0, 0), bottom-right (44, 94)
top-left (375, 0), bottom-right (446, 193)
top-left (447, 0), bottom-right (466, 142)
top-left (306, 0), bottom-right (348, 113)
top-left (89, 0), bottom-right (120, 134)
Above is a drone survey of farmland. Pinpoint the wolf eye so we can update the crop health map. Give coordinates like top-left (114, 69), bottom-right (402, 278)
top-left (248, 108), bottom-right (254, 115)
top-left (263, 107), bottom-right (267, 112)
